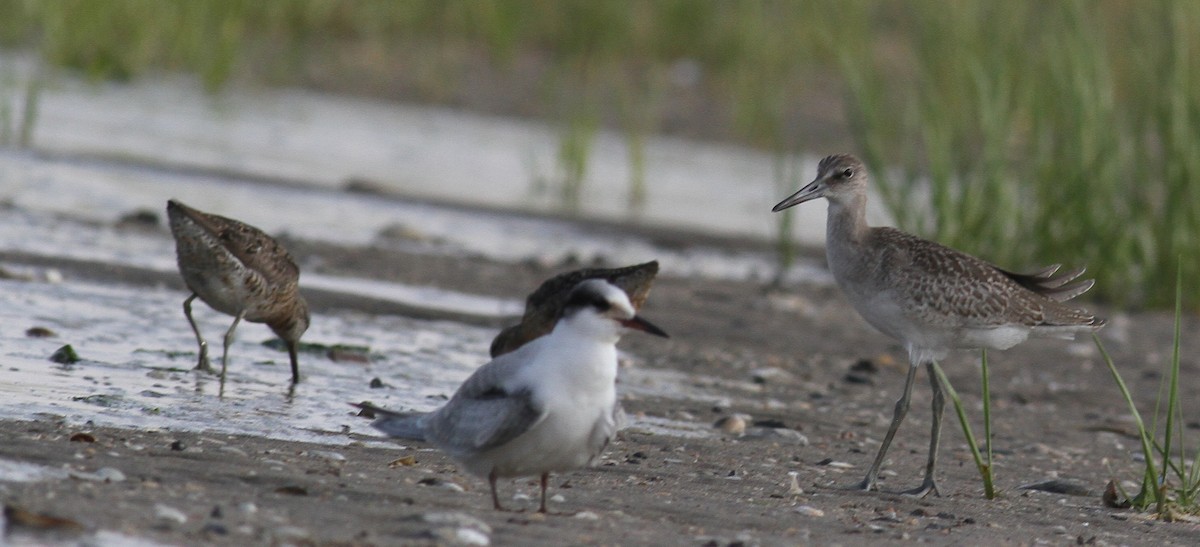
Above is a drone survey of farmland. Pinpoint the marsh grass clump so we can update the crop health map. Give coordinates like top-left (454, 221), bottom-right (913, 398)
top-left (1094, 267), bottom-right (1200, 518)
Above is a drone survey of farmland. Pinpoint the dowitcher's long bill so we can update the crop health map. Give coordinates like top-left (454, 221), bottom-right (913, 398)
top-left (772, 154), bottom-right (1104, 497)
top-left (359, 279), bottom-right (668, 513)
top-left (166, 199), bottom-right (309, 385)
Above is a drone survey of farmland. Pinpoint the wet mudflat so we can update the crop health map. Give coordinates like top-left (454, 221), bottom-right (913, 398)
top-left (1, 191), bottom-right (1198, 545)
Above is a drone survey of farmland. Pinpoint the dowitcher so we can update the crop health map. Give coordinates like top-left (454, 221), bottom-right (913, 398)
top-left (166, 199), bottom-right (309, 384)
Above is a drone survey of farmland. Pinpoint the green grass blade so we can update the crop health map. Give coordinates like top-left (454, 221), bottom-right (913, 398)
top-left (931, 360), bottom-right (995, 499)
top-left (1092, 333), bottom-right (1161, 509)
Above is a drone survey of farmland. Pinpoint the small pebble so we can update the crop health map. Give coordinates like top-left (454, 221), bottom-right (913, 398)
top-left (573, 511), bottom-right (600, 520)
top-left (787, 471), bottom-right (804, 495)
top-left (308, 450), bottom-right (346, 462)
top-left (218, 446), bottom-right (248, 457)
top-left (49, 345), bottom-right (81, 365)
top-left (201, 522), bottom-right (229, 536)
top-left (169, 440), bottom-right (186, 451)
top-left (154, 504), bottom-right (188, 525)
top-left (25, 326), bottom-right (56, 338)
top-left (272, 526), bottom-right (311, 542)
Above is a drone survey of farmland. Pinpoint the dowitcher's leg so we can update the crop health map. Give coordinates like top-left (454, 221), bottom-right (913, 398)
top-left (183, 294), bottom-right (213, 373)
top-left (220, 310), bottom-right (246, 383)
top-left (286, 340), bottom-right (301, 384)
top-left (903, 361), bottom-right (944, 497)
top-left (858, 362), bottom-right (920, 491)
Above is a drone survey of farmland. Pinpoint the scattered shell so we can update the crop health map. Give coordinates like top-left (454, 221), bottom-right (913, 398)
top-left (413, 511), bottom-right (492, 546)
top-left (307, 450), bottom-right (346, 462)
top-left (751, 367), bottom-right (794, 384)
top-left (69, 432), bottom-right (96, 443)
top-left (1019, 478), bottom-right (1093, 497)
top-left (744, 427), bottom-right (808, 445)
top-left (272, 526), bottom-right (311, 542)
top-left (69, 467), bottom-right (126, 482)
top-left (713, 415), bottom-right (747, 436)
top-left (1102, 480), bottom-right (1130, 508)
top-left (154, 504), bottom-right (188, 525)
top-left (274, 485), bottom-right (309, 496)
top-left (218, 446), bottom-right (248, 458)
top-left (573, 511), bottom-right (600, 520)
top-left (817, 459), bottom-right (854, 469)
top-left (3, 504), bottom-right (84, 532)
top-left (794, 505), bottom-right (825, 517)
top-left (417, 477), bottom-right (465, 492)
top-left (389, 456), bottom-right (418, 467)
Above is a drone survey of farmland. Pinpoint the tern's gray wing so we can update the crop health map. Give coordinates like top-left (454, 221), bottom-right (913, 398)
top-left (423, 345), bottom-right (548, 453)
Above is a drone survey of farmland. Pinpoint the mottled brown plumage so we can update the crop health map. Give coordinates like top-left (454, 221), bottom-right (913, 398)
top-left (773, 154), bottom-right (1103, 497)
top-left (167, 199), bottom-right (309, 384)
top-left (489, 261), bottom-right (659, 357)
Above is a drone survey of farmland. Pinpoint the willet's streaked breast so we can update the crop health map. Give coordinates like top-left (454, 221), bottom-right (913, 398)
top-left (772, 154), bottom-right (1104, 496)
top-left (166, 199), bottom-right (309, 385)
top-left (489, 261), bottom-right (659, 357)
top-left (357, 279), bottom-right (669, 513)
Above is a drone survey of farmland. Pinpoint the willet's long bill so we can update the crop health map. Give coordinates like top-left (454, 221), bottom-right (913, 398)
top-left (772, 154), bottom-right (1104, 496)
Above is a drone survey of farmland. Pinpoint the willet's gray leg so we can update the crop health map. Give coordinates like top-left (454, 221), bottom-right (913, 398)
top-left (903, 361), bottom-right (944, 497)
top-left (858, 362), bottom-right (920, 491)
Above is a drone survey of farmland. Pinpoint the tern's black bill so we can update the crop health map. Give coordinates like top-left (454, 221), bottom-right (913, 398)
top-left (620, 315), bottom-right (669, 338)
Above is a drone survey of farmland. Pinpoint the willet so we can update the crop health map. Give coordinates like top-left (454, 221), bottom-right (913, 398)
top-left (772, 154), bottom-right (1104, 496)
top-left (357, 279), bottom-right (669, 513)
top-left (489, 261), bottom-right (659, 357)
top-left (166, 199), bottom-right (310, 385)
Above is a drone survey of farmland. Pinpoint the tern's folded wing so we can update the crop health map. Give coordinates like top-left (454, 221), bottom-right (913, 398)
top-left (424, 346), bottom-right (548, 452)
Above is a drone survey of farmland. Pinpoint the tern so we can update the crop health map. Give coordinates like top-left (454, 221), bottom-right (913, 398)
top-left (357, 279), bottom-right (668, 512)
